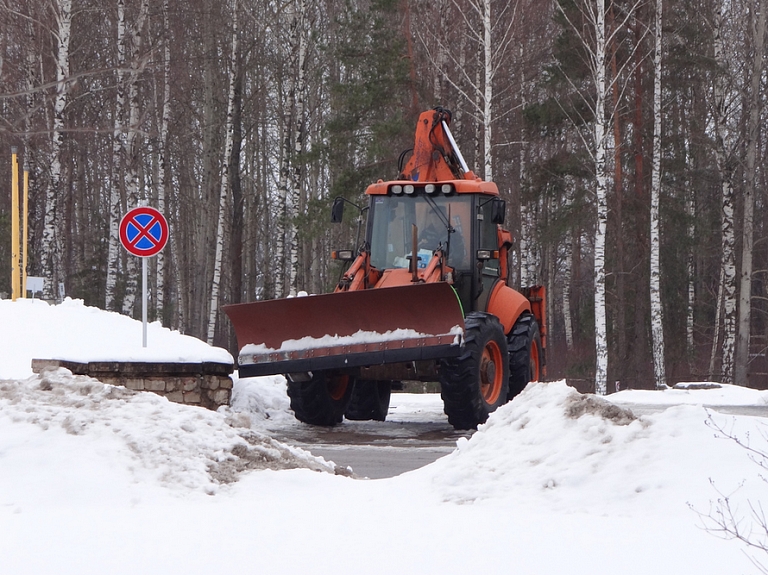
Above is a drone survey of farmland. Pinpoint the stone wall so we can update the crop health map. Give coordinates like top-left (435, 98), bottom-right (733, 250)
top-left (31, 359), bottom-right (234, 410)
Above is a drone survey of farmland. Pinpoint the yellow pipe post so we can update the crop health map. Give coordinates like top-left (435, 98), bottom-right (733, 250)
top-left (22, 163), bottom-right (29, 298)
top-left (10, 147), bottom-right (19, 301)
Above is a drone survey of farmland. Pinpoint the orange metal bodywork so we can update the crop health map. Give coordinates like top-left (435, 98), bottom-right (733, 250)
top-left (225, 107), bottom-right (548, 380)
top-left (486, 282), bottom-right (531, 335)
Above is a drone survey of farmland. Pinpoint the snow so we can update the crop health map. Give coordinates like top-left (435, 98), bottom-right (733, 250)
top-left (2, 298), bottom-right (768, 574)
top-left (240, 325), bottom-right (463, 355)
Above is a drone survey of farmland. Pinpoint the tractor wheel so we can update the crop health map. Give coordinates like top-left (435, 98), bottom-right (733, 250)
top-left (507, 313), bottom-right (542, 402)
top-left (439, 312), bottom-right (510, 430)
top-left (287, 371), bottom-right (354, 426)
top-left (344, 380), bottom-right (392, 421)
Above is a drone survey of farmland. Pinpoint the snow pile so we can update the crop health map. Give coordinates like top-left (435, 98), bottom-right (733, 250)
top-left (0, 368), bottom-right (338, 495)
top-left (0, 298), bottom-right (232, 379)
top-left (422, 382), bottom-right (768, 514)
top-left (240, 325), bottom-right (463, 355)
top-left (230, 374), bottom-right (295, 426)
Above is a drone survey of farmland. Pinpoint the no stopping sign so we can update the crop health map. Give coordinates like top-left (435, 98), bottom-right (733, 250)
top-left (119, 206), bottom-right (169, 257)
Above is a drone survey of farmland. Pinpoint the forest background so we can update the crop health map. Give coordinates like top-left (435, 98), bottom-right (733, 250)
top-left (1, 0), bottom-right (766, 393)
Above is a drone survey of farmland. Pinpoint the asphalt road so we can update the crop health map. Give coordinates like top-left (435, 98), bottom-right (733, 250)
top-left (268, 418), bottom-right (472, 479)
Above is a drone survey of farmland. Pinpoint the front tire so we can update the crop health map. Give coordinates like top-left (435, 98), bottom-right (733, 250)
top-left (345, 380), bottom-right (392, 421)
top-left (507, 313), bottom-right (542, 401)
top-left (287, 371), bottom-right (354, 426)
top-left (439, 312), bottom-right (510, 430)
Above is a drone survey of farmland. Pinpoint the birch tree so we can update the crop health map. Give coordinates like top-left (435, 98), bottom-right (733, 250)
top-left (121, 0), bottom-right (149, 317)
top-left (105, 0), bottom-right (127, 311)
top-left (287, 0), bottom-right (308, 297)
top-left (711, 0), bottom-right (739, 384)
top-left (735, 0), bottom-right (767, 386)
top-left (41, 0), bottom-right (73, 301)
top-left (555, 0), bottom-right (645, 394)
top-left (649, 0), bottom-right (666, 389)
top-left (154, 0), bottom-right (172, 323)
top-left (206, 0), bottom-right (239, 345)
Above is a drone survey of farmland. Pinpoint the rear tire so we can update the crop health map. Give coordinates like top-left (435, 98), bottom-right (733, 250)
top-left (439, 312), bottom-right (509, 430)
top-left (345, 380), bottom-right (392, 421)
top-left (287, 371), bottom-right (354, 426)
top-left (507, 313), bottom-right (542, 401)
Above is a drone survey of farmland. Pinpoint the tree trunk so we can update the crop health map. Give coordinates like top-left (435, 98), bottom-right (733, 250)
top-left (155, 0), bottom-right (172, 324)
top-left (206, 0), bottom-right (239, 345)
top-left (649, 0), bottom-right (666, 389)
top-left (735, 0), bottom-right (766, 386)
top-left (713, 1), bottom-right (737, 384)
top-left (42, 0), bottom-right (73, 301)
top-left (593, 0), bottom-right (609, 396)
top-left (106, 0), bottom-right (126, 311)
top-left (288, 0), bottom-right (308, 296)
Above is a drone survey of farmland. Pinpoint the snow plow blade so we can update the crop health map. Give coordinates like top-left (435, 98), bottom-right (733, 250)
top-left (223, 283), bottom-right (465, 378)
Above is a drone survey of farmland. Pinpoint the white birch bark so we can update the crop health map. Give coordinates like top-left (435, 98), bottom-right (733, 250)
top-left (563, 228), bottom-right (574, 351)
top-left (121, 0), bottom-right (149, 317)
top-left (42, 0), bottom-right (72, 301)
top-left (649, 0), bottom-right (666, 389)
top-left (593, 0), bottom-right (609, 396)
top-left (735, 0), bottom-right (766, 386)
top-left (106, 0), bottom-right (126, 311)
top-left (712, 1), bottom-right (737, 384)
top-left (482, 0), bottom-right (493, 180)
top-left (288, 0), bottom-right (308, 296)
top-left (274, 1), bottom-right (298, 298)
top-left (155, 0), bottom-right (172, 323)
top-left (206, 0), bottom-right (239, 345)
top-left (686, 162), bottom-right (695, 354)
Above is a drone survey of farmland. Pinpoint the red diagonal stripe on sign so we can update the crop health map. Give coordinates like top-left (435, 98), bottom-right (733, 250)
top-left (128, 215), bottom-right (160, 249)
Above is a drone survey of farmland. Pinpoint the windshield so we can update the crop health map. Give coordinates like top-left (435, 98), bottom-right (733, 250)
top-left (369, 194), bottom-right (471, 270)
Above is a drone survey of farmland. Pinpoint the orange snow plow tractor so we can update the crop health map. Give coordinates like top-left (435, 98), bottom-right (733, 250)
top-left (224, 107), bottom-right (546, 429)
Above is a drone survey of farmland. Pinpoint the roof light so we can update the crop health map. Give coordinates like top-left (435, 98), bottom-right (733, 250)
top-left (392, 185), bottom-right (403, 195)
top-left (404, 184), bottom-right (415, 195)
top-left (425, 184), bottom-right (436, 194)
top-left (441, 184), bottom-right (453, 194)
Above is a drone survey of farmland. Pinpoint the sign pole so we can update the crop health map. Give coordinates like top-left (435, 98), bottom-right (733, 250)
top-left (10, 147), bottom-right (19, 301)
top-left (22, 163), bottom-right (29, 299)
top-left (118, 205), bottom-right (169, 349)
top-left (142, 256), bottom-right (148, 347)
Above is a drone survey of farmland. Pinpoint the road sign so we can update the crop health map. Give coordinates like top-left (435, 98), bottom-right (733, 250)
top-left (119, 206), bottom-right (168, 257)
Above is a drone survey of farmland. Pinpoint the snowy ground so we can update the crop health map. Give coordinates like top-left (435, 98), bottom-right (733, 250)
top-left (3, 298), bottom-right (768, 574)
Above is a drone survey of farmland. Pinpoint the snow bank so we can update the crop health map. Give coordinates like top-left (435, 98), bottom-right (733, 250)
top-left (420, 382), bottom-right (768, 514)
top-left (0, 368), bottom-right (338, 496)
top-left (610, 382), bottom-right (768, 406)
top-left (0, 298), bottom-right (232, 379)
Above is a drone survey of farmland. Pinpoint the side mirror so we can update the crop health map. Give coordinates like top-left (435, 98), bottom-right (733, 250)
top-left (491, 198), bottom-right (506, 224)
top-left (331, 197), bottom-right (345, 223)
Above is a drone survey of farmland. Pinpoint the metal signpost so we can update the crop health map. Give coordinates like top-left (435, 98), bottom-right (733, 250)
top-left (119, 206), bottom-right (169, 347)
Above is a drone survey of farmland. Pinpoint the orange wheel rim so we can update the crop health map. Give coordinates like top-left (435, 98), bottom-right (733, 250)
top-left (530, 341), bottom-right (540, 382)
top-left (480, 340), bottom-right (504, 404)
top-left (328, 374), bottom-right (349, 401)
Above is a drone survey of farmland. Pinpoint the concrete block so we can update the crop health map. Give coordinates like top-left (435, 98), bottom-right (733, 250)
top-left (219, 377), bottom-right (233, 390)
top-left (144, 379), bottom-right (166, 392)
top-left (182, 377), bottom-right (198, 392)
top-left (124, 379), bottom-right (144, 391)
top-left (166, 391), bottom-right (184, 403)
top-left (202, 375), bottom-right (219, 390)
top-left (184, 392), bottom-right (201, 404)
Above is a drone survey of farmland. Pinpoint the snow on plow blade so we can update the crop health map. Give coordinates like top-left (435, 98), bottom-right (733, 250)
top-left (223, 283), bottom-right (465, 377)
